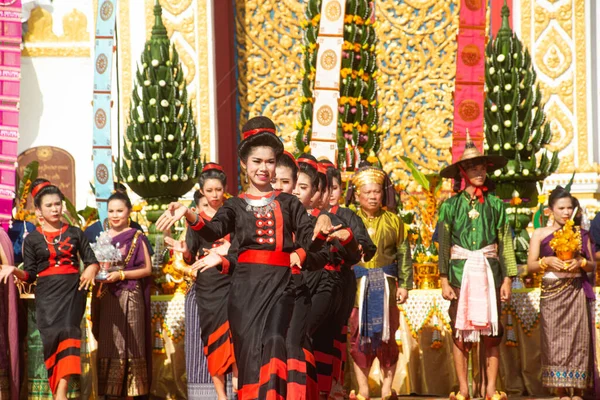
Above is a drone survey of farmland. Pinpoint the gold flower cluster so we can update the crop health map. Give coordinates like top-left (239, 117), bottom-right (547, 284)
top-left (414, 252), bottom-right (439, 264)
top-left (549, 220), bottom-right (582, 254)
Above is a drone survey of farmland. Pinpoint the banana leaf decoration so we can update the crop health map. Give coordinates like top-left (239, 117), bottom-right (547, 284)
top-left (62, 197), bottom-right (82, 228)
top-left (14, 161), bottom-right (39, 220)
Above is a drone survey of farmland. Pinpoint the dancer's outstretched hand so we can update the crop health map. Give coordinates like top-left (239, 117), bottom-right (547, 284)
top-left (327, 228), bottom-right (351, 243)
top-left (164, 236), bottom-right (188, 254)
top-left (213, 240), bottom-right (231, 256)
top-left (156, 202), bottom-right (189, 231)
top-left (290, 252), bottom-right (302, 269)
top-left (191, 251), bottom-right (222, 273)
top-left (313, 214), bottom-right (333, 240)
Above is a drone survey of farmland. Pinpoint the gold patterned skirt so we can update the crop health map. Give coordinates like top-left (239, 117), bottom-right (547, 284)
top-left (540, 276), bottom-right (593, 389)
top-left (96, 285), bottom-right (149, 397)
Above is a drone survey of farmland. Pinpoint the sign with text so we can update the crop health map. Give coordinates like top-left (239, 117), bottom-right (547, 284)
top-left (17, 146), bottom-right (76, 211)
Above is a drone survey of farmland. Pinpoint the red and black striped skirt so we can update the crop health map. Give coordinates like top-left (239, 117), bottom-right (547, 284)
top-left (228, 261), bottom-right (294, 400)
top-left (196, 267), bottom-right (235, 376)
top-left (35, 273), bottom-right (86, 394)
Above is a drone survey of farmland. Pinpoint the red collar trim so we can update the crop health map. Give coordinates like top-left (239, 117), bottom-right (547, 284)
top-left (199, 211), bottom-right (213, 222)
top-left (36, 224), bottom-right (68, 236)
top-left (240, 190), bottom-right (282, 200)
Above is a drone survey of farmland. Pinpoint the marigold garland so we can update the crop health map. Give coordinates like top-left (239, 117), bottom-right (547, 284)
top-left (549, 219), bottom-right (582, 256)
top-left (295, 0), bottom-right (382, 169)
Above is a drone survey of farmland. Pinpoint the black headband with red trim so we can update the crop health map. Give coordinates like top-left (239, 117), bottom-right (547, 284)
top-left (297, 157), bottom-right (318, 170)
top-left (31, 182), bottom-right (52, 199)
top-left (202, 163), bottom-right (224, 173)
top-left (282, 151), bottom-right (298, 167)
top-left (242, 128), bottom-right (276, 140)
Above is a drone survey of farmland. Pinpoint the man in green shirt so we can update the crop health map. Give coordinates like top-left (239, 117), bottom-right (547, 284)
top-left (438, 137), bottom-right (517, 400)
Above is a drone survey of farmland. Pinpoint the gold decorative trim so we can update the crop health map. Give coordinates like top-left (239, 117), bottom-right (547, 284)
top-left (197, 0), bottom-right (211, 158)
top-left (574, 0), bottom-right (591, 172)
top-left (234, 0), bottom-right (305, 152)
top-left (118, 0), bottom-right (132, 145)
top-left (521, 0), bottom-right (598, 174)
top-left (22, 7), bottom-right (91, 57)
top-left (21, 46), bottom-right (90, 57)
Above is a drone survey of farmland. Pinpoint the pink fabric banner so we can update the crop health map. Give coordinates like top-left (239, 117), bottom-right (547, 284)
top-left (455, 31), bottom-right (486, 84)
top-left (459, 0), bottom-right (487, 26)
top-left (0, 2), bottom-right (21, 231)
top-left (452, 0), bottom-right (487, 162)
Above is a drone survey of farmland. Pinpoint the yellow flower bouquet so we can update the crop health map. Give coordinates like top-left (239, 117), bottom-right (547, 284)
top-left (549, 219), bottom-right (582, 261)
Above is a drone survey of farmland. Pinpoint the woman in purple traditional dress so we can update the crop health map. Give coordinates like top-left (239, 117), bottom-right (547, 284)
top-left (92, 191), bottom-right (153, 399)
top-left (528, 187), bottom-right (598, 400)
top-left (0, 228), bottom-right (19, 400)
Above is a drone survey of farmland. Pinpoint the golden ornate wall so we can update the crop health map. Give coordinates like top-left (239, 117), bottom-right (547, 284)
top-left (376, 0), bottom-right (459, 182)
top-left (235, 0), bottom-right (460, 179)
top-left (520, 0), bottom-right (597, 173)
top-left (234, 0), bottom-right (305, 152)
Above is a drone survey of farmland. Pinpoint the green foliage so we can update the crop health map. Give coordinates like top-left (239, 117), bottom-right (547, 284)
top-left (484, 2), bottom-right (558, 208)
top-left (16, 161), bottom-right (39, 201)
top-left (116, 2), bottom-right (201, 200)
top-left (295, 0), bottom-right (382, 169)
top-left (401, 156), bottom-right (429, 190)
top-left (62, 197), bottom-right (81, 227)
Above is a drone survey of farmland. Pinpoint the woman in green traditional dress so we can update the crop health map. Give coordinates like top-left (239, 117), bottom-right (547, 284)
top-left (527, 187), bottom-right (597, 400)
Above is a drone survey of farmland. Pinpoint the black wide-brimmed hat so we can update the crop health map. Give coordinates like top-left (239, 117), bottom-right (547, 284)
top-left (440, 132), bottom-right (507, 179)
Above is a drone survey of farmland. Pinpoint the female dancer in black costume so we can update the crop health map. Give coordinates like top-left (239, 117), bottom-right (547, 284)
top-left (166, 163), bottom-right (236, 400)
top-left (0, 179), bottom-right (98, 399)
top-left (157, 117), bottom-right (334, 400)
top-left (294, 155), bottom-right (361, 397)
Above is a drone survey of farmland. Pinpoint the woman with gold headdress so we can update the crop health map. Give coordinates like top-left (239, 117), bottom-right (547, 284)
top-left (345, 164), bottom-right (412, 400)
top-left (437, 136), bottom-right (516, 400)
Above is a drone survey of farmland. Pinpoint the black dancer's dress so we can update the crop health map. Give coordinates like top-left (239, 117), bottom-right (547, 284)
top-left (188, 191), bottom-right (323, 400)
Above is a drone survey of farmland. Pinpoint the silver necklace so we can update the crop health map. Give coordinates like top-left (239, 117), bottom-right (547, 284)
top-left (244, 192), bottom-right (277, 214)
top-left (42, 223), bottom-right (63, 245)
